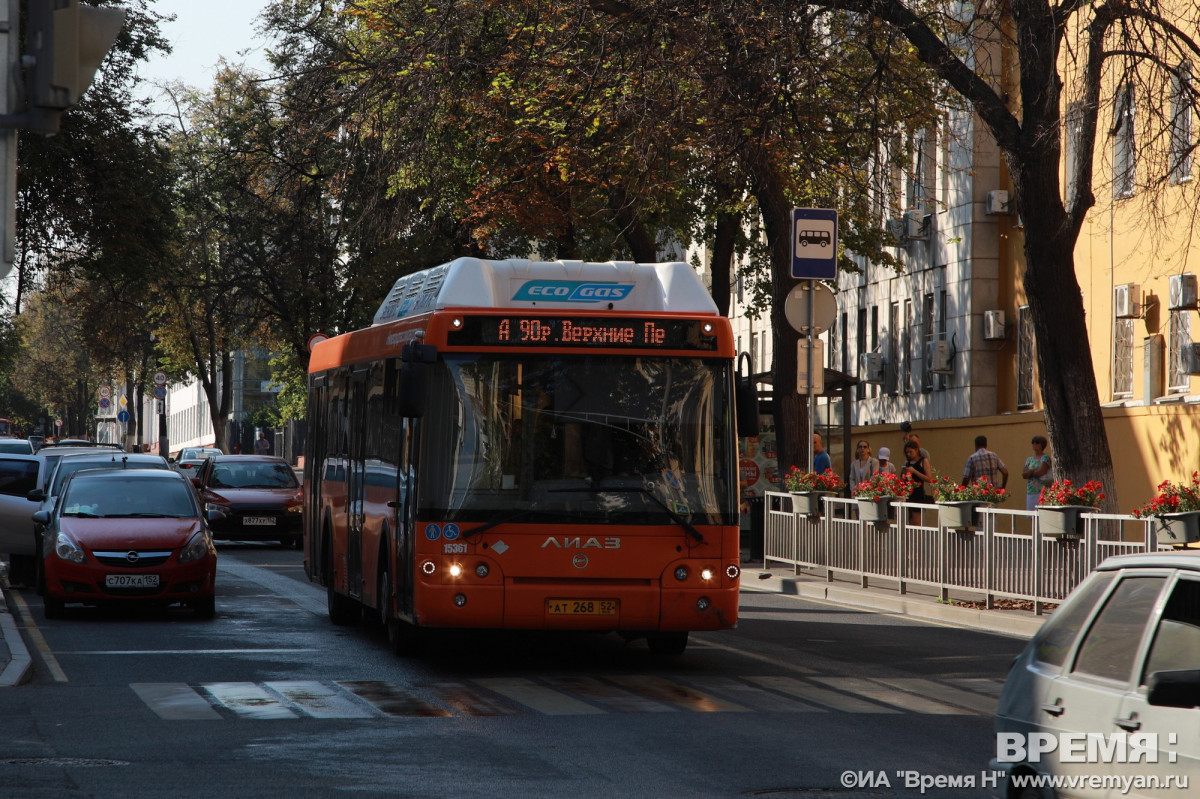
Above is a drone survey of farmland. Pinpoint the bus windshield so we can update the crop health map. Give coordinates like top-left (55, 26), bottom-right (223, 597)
top-left (418, 354), bottom-right (736, 526)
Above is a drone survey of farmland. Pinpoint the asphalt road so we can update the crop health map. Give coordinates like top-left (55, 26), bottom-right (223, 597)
top-left (0, 542), bottom-right (1026, 799)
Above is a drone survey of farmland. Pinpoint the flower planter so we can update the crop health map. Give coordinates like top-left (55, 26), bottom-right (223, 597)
top-left (1036, 505), bottom-right (1095, 537)
top-left (856, 497), bottom-right (891, 523)
top-left (938, 500), bottom-right (990, 531)
top-left (791, 491), bottom-right (832, 516)
top-left (1153, 511), bottom-right (1200, 546)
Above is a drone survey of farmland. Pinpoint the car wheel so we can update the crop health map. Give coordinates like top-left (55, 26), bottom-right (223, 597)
top-left (647, 631), bottom-right (688, 656)
top-left (43, 595), bottom-right (64, 620)
top-left (191, 596), bottom-right (216, 619)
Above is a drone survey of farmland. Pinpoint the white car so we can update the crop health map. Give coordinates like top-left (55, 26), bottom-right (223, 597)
top-left (992, 551), bottom-right (1200, 798)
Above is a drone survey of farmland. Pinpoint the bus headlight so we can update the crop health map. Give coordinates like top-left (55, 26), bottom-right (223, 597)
top-left (674, 566), bottom-right (689, 581)
top-left (475, 563), bottom-right (489, 578)
top-left (421, 560), bottom-right (436, 575)
top-left (454, 593), bottom-right (467, 607)
top-left (448, 563), bottom-right (463, 578)
top-left (697, 597), bottom-right (711, 611)
top-left (726, 565), bottom-right (740, 579)
top-left (700, 568), bottom-right (714, 582)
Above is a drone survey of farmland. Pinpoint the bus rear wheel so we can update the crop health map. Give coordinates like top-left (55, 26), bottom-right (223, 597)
top-left (647, 631), bottom-right (688, 656)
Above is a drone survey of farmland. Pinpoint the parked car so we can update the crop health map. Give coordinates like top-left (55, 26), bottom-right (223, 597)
top-left (0, 453), bottom-right (46, 585)
top-left (191, 455), bottom-right (303, 547)
top-left (0, 439), bottom-right (35, 454)
top-left (173, 446), bottom-right (224, 475)
top-left (992, 551), bottom-right (1200, 798)
top-left (34, 468), bottom-right (218, 618)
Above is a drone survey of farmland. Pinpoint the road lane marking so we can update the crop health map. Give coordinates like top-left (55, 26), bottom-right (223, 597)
top-left (869, 677), bottom-right (998, 715)
top-left (132, 682), bottom-right (221, 720)
top-left (472, 677), bottom-right (606, 715)
top-left (204, 682), bottom-right (299, 719)
top-left (5, 589), bottom-right (68, 682)
top-left (604, 675), bottom-right (748, 712)
top-left (744, 676), bottom-right (897, 713)
top-left (266, 681), bottom-right (379, 719)
top-left (678, 676), bottom-right (824, 712)
top-left (426, 681), bottom-right (521, 716)
top-left (540, 675), bottom-right (677, 713)
top-left (811, 677), bottom-right (970, 715)
top-left (338, 681), bottom-right (451, 717)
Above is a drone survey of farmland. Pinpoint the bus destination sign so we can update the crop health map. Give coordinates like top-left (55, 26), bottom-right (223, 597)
top-left (447, 316), bottom-right (718, 350)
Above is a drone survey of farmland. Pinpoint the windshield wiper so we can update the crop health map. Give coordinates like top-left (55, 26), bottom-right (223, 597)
top-left (551, 486), bottom-right (704, 543)
top-left (462, 507), bottom-right (546, 540)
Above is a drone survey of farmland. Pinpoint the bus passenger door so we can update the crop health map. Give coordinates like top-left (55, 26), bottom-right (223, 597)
top-left (347, 373), bottom-right (367, 599)
top-left (394, 418), bottom-right (415, 617)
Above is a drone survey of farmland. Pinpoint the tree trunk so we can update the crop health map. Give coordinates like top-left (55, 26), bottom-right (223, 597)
top-left (1011, 155), bottom-right (1117, 510)
top-left (744, 144), bottom-right (809, 473)
top-left (710, 209), bottom-right (737, 317)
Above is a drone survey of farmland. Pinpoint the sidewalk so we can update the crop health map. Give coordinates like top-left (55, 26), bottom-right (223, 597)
top-left (0, 562), bottom-right (1044, 689)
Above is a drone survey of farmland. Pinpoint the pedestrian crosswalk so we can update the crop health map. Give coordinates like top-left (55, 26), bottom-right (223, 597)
top-left (130, 673), bottom-right (1003, 721)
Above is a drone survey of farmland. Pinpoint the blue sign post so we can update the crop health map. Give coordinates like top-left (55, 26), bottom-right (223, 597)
top-left (790, 208), bottom-right (838, 279)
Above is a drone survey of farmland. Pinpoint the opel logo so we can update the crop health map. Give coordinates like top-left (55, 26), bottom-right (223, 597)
top-left (125, 551), bottom-right (140, 564)
top-left (572, 553), bottom-right (588, 569)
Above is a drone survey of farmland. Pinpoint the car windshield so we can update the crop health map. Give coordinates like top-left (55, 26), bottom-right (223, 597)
top-left (61, 477), bottom-right (198, 518)
top-left (208, 461), bottom-right (298, 489)
top-left (416, 353), bottom-right (737, 525)
top-left (51, 457), bottom-right (167, 496)
top-left (0, 440), bottom-right (33, 454)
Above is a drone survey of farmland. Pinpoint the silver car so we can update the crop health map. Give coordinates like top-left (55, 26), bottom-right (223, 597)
top-left (992, 551), bottom-right (1200, 798)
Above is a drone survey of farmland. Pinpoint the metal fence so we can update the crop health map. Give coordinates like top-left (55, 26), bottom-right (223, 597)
top-left (763, 491), bottom-right (1166, 614)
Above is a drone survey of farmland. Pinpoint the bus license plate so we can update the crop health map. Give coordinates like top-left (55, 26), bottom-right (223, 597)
top-left (105, 574), bottom-right (159, 588)
top-left (244, 516), bottom-right (276, 526)
top-left (546, 599), bottom-right (618, 616)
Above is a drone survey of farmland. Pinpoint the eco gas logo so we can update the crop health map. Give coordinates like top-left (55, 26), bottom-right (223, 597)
top-left (512, 281), bottom-right (634, 303)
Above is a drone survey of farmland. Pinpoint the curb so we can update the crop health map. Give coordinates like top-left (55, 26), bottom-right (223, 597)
top-left (0, 583), bottom-right (34, 688)
top-left (743, 570), bottom-right (1046, 639)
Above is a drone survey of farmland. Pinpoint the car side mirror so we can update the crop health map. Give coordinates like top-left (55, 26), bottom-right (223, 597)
top-left (26, 488), bottom-right (45, 502)
top-left (206, 508), bottom-right (228, 522)
top-left (32, 510), bottom-right (50, 525)
top-left (191, 476), bottom-right (203, 487)
top-left (1147, 669), bottom-right (1200, 708)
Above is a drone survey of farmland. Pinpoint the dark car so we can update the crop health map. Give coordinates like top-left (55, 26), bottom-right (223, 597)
top-left (173, 446), bottom-right (223, 475)
top-left (34, 468), bottom-right (218, 618)
top-left (192, 455), bottom-right (303, 547)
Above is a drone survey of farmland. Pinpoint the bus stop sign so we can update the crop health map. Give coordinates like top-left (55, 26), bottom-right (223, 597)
top-left (790, 208), bottom-right (838, 279)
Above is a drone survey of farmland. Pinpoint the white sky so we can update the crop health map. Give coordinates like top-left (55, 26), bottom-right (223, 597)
top-left (137, 0), bottom-right (273, 96)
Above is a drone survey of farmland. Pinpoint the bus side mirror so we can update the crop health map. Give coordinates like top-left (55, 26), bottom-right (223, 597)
top-left (735, 353), bottom-right (759, 437)
top-left (399, 342), bottom-right (437, 418)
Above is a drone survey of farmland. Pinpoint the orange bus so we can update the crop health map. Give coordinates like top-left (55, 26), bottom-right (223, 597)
top-left (303, 257), bottom-right (742, 655)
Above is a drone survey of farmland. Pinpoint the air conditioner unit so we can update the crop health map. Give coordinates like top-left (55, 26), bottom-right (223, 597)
top-left (985, 190), bottom-right (1011, 215)
top-left (983, 310), bottom-right (1006, 340)
top-left (1114, 283), bottom-right (1142, 319)
top-left (1169, 274), bottom-right (1198, 311)
top-left (926, 339), bottom-right (953, 373)
top-left (1183, 343), bottom-right (1200, 375)
top-left (859, 352), bottom-right (885, 383)
top-left (904, 209), bottom-right (930, 241)
top-left (885, 216), bottom-right (906, 241)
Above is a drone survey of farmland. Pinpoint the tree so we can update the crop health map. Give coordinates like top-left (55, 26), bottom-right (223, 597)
top-left (781, 0), bottom-right (1200, 508)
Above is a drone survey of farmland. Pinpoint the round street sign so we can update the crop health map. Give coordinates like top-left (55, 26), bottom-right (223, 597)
top-left (153, 385), bottom-right (166, 399)
top-left (99, 397), bottom-right (111, 410)
top-left (784, 282), bottom-right (837, 333)
top-left (55, 418), bottom-right (63, 429)
top-left (99, 385), bottom-right (111, 399)
top-left (307, 333), bottom-right (330, 352)
top-left (117, 410), bottom-right (130, 422)
top-left (153, 371), bottom-right (167, 386)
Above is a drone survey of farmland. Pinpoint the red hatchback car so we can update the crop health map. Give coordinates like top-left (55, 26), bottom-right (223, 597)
top-left (191, 455), bottom-right (304, 547)
top-left (34, 468), bottom-right (218, 618)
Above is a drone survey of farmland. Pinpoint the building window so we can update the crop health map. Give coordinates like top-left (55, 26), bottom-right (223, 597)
top-left (887, 302), bottom-right (900, 395)
top-left (921, 293), bottom-right (935, 393)
top-left (857, 307), bottom-right (868, 400)
top-left (1169, 309), bottom-right (1192, 394)
top-left (903, 299), bottom-right (913, 394)
top-left (1113, 318), bottom-right (1134, 399)
top-left (1170, 62), bottom-right (1193, 184)
top-left (1017, 306), bottom-right (1035, 410)
top-left (870, 305), bottom-right (879, 398)
top-left (1113, 83), bottom-right (1136, 199)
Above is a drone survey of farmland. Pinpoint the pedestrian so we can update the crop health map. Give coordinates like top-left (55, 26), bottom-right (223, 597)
top-left (254, 431), bottom-right (271, 456)
top-left (812, 433), bottom-right (832, 475)
top-left (962, 435), bottom-right (1008, 489)
top-left (904, 431), bottom-right (930, 461)
top-left (848, 440), bottom-right (878, 486)
top-left (901, 440), bottom-right (933, 525)
top-left (876, 446), bottom-right (897, 475)
top-left (1021, 435), bottom-right (1053, 510)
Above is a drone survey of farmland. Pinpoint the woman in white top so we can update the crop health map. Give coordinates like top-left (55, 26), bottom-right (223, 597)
top-left (876, 446), bottom-right (897, 475)
top-left (848, 440), bottom-right (878, 487)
